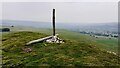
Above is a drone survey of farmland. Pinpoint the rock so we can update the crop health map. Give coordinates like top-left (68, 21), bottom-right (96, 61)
top-left (22, 48), bottom-right (32, 53)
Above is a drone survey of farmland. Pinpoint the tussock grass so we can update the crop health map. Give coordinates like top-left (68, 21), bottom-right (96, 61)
top-left (2, 31), bottom-right (120, 67)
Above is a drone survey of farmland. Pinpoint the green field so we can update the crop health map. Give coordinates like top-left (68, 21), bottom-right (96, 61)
top-left (1, 26), bottom-right (120, 67)
top-left (94, 37), bottom-right (118, 53)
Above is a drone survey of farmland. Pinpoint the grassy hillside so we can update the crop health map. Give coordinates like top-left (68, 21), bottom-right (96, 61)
top-left (2, 31), bottom-right (120, 67)
top-left (92, 37), bottom-right (118, 53)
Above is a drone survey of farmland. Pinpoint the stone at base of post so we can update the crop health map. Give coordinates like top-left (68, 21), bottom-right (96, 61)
top-left (46, 35), bottom-right (64, 43)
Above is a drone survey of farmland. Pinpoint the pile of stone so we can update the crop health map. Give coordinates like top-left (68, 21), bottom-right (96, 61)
top-left (46, 35), bottom-right (64, 43)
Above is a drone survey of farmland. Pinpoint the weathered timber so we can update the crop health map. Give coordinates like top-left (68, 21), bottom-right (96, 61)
top-left (26, 35), bottom-right (53, 45)
top-left (53, 9), bottom-right (55, 36)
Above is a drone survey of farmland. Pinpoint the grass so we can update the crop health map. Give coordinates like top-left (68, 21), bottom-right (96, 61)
top-left (1, 26), bottom-right (119, 67)
top-left (1, 26), bottom-right (118, 53)
top-left (2, 31), bottom-right (120, 67)
top-left (90, 36), bottom-right (118, 53)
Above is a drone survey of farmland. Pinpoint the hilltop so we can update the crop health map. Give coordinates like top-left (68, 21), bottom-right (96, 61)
top-left (2, 31), bottom-right (120, 67)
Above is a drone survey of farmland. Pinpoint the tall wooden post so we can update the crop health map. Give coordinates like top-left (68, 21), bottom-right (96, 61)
top-left (53, 9), bottom-right (55, 36)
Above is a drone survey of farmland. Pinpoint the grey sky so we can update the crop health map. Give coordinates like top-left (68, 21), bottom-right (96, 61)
top-left (1, 0), bottom-right (119, 2)
top-left (1, 2), bottom-right (118, 23)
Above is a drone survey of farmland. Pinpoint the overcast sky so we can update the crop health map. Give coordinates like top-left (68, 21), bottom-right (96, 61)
top-left (1, 2), bottom-right (118, 23)
top-left (1, 0), bottom-right (119, 2)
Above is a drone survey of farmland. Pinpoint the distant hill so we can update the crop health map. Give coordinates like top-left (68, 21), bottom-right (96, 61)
top-left (77, 23), bottom-right (118, 33)
top-left (1, 20), bottom-right (118, 32)
top-left (2, 20), bottom-right (51, 28)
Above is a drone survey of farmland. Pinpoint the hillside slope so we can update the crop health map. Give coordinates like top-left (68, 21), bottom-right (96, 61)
top-left (2, 31), bottom-right (120, 67)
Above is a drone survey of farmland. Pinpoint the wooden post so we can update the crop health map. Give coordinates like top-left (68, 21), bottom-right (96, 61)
top-left (53, 9), bottom-right (55, 36)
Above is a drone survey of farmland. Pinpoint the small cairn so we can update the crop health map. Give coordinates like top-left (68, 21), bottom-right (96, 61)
top-left (46, 34), bottom-right (64, 43)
